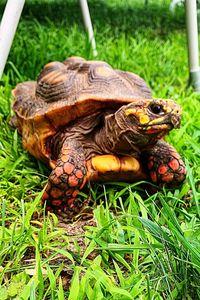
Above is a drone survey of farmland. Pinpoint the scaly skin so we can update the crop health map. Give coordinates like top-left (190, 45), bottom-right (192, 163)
top-left (144, 140), bottom-right (186, 186)
top-left (41, 139), bottom-right (87, 213)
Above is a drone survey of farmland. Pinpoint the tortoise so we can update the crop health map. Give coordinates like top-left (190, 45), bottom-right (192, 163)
top-left (12, 56), bottom-right (186, 214)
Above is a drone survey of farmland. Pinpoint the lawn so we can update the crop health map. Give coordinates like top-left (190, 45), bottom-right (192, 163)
top-left (0, 0), bottom-right (200, 299)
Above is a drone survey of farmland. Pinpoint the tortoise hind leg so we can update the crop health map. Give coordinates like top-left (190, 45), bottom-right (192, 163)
top-left (41, 139), bottom-right (87, 214)
top-left (144, 140), bottom-right (186, 187)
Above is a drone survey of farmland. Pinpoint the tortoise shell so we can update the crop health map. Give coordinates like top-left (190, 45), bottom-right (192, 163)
top-left (12, 56), bottom-right (152, 160)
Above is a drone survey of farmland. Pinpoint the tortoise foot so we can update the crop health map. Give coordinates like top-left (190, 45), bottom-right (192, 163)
top-left (41, 139), bottom-right (87, 213)
top-left (145, 140), bottom-right (186, 187)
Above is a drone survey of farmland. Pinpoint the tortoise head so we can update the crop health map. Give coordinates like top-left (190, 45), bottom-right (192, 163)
top-left (114, 98), bottom-right (181, 145)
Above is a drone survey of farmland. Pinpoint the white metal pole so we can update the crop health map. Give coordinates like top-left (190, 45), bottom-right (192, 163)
top-left (185, 0), bottom-right (200, 91)
top-left (79, 0), bottom-right (97, 57)
top-left (170, 0), bottom-right (184, 12)
top-left (0, 0), bottom-right (25, 79)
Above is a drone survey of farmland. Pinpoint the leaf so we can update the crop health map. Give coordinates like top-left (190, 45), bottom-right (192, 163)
top-left (185, 159), bottom-right (200, 218)
top-left (18, 277), bottom-right (39, 300)
top-left (113, 260), bottom-right (125, 287)
top-left (130, 276), bottom-right (146, 298)
top-left (36, 247), bottom-right (45, 299)
top-left (139, 217), bottom-right (175, 251)
top-left (81, 240), bottom-right (96, 264)
top-left (47, 246), bottom-right (74, 264)
top-left (113, 253), bottom-right (131, 272)
top-left (109, 286), bottom-right (133, 299)
top-left (0, 286), bottom-right (8, 300)
top-left (57, 277), bottom-right (65, 300)
top-left (46, 266), bottom-right (56, 299)
top-left (68, 267), bottom-right (81, 300)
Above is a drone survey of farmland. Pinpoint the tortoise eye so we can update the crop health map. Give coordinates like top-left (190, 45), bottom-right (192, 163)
top-left (149, 103), bottom-right (164, 115)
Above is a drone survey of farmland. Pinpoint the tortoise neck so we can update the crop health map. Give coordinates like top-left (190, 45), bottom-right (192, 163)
top-left (50, 112), bottom-right (104, 159)
top-left (94, 121), bottom-right (113, 154)
top-left (94, 112), bottom-right (140, 156)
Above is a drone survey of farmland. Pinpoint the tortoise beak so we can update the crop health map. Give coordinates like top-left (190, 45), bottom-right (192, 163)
top-left (171, 104), bottom-right (181, 128)
top-left (171, 114), bottom-right (181, 128)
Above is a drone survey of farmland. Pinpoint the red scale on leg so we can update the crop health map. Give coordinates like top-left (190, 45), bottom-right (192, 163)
top-left (50, 187), bottom-right (64, 198)
top-left (158, 165), bottom-right (168, 175)
top-left (168, 159), bottom-right (179, 171)
top-left (42, 190), bottom-right (49, 200)
top-left (68, 174), bottom-right (79, 187)
top-left (162, 173), bottom-right (174, 183)
top-left (54, 167), bottom-right (63, 177)
top-left (72, 190), bottom-right (79, 198)
top-left (63, 162), bottom-right (75, 174)
top-left (75, 169), bottom-right (84, 179)
top-left (150, 171), bottom-right (157, 183)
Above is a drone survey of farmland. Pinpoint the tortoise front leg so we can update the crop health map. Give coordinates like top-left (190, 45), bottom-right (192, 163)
top-left (143, 140), bottom-right (186, 187)
top-left (41, 139), bottom-right (87, 214)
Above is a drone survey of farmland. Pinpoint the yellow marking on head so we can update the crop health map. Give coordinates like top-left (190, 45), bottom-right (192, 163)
top-left (139, 115), bottom-right (150, 124)
top-left (148, 116), bottom-right (165, 125)
top-left (147, 124), bottom-right (169, 130)
top-left (125, 108), bottom-right (137, 116)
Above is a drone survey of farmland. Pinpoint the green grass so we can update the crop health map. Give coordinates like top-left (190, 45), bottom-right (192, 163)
top-left (0, 0), bottom-right (200, 299)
